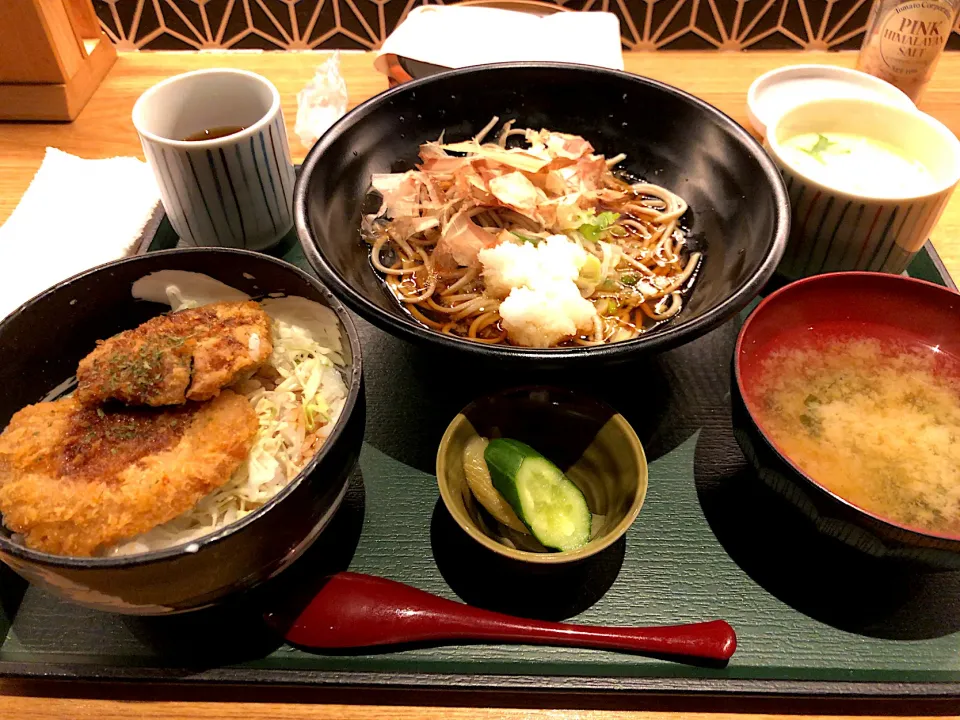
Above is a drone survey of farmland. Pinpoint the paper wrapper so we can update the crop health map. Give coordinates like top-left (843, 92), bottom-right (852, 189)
top-left (374, 7), bottom-right (624, 74)
top-left (295, 51), bottom-right (349, 150)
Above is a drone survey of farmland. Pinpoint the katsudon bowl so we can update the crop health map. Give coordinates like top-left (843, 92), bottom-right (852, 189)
top-left (296, 63), bottom-right (790, 366)
top-left (0, 248), bottom-right (364, 614)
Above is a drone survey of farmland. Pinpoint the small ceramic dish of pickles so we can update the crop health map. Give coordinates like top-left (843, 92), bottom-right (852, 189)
top-left (436, 387), bottom-right (648, 564)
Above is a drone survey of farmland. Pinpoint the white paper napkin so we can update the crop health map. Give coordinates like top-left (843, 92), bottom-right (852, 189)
top-left (0, 148), bottom-right (161, 320)
top-left (374, 7), bottom-right (624, 74)
top-left (295, 51), bottom-right (349, 150)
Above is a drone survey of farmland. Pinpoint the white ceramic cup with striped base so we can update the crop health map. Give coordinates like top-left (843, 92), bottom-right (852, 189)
top-left (765, 98), bottom-right (960, 279)
top-left (132, 69), bottom-right (295, 251)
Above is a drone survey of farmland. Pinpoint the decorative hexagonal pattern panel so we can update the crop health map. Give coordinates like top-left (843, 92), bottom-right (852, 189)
top-left (94, 0), bottom-right (960, 51)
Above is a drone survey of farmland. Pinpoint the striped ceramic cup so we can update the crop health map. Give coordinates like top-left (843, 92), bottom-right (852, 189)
top-left (132, 69), bottom-right (295, 251)
top-left (765, 98), bottom-right (960, 279)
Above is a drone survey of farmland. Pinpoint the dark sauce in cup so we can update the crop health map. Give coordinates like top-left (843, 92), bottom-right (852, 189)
top-left (182, 126), bottom-right (246, 142)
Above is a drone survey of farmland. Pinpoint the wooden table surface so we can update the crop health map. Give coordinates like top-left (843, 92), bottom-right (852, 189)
top-left (3, 50), bottom-right (960, 279)
top-left (0, 50), bottom-right (959, 719)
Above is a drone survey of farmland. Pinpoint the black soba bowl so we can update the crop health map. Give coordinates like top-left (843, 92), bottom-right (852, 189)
top-left (295, 63), bottom-right (790, 367)
top-left (0, 249), bottom-right (364, 614)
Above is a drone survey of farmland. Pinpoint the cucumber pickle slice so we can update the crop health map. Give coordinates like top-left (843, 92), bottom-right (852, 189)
top-left (484, 438), bottom-right (591, 551)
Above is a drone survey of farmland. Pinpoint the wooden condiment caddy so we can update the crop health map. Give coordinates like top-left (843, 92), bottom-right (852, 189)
top-left (0, 0), bottom-right (116, 121)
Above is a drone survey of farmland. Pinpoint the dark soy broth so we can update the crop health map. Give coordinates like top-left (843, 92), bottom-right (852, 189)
top-left (182, 126), bottom-right (246, 142)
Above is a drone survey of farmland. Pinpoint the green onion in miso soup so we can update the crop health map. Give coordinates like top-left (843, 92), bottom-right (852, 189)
top-left (749, 335), bottom-right (960, 537)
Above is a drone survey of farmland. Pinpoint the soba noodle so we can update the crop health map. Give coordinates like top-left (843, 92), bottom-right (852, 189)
top-left (363, 118), bottom-right (701, 348)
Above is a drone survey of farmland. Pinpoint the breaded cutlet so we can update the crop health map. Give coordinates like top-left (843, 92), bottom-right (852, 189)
top-left (0, 390), bottom-right (257, 556)
top-left (75, 301), bottom-right (272, 407)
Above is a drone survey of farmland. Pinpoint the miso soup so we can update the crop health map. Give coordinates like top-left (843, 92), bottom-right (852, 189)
top-left (748, 333), bottom-right (960, 536)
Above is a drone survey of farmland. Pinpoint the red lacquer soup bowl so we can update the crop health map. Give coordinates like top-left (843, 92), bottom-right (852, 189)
top-left (731, 271), bottom-right (960, 569)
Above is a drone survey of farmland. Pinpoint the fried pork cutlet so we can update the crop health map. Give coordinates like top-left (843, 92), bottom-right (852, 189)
top-left (0, 390), bottom-right (257, 556)
top-left (75, 301), bottom-right (272, 407)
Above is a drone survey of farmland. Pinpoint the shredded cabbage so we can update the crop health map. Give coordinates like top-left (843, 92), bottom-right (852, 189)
top-left (104, 297), bottom-right (347, 557)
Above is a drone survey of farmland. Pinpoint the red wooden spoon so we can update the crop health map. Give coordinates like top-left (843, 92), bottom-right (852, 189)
top-left (268, 572), bottom-right (737, 662)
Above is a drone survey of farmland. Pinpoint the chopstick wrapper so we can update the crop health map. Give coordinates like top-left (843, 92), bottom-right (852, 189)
top-left (374, 7), bottom-right (624, 73)
top-left (295, 52), bottom-right (349, 150)
top-left (0, 148), bottom-right (161, 320)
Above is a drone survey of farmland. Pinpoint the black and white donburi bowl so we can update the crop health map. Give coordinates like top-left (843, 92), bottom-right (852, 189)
top-left (0, 248), bottom-right (364, 614)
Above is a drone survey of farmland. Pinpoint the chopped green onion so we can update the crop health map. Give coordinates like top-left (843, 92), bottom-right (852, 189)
top-left (511, 231), bottom-right (541, 245)
top-left (620, 273), bottom-right (639, 286)
top-left (801, 134), bottom-right (849, 164)
top-left (578, 255), bottom-right (602, 286)
top-left (599, 298), bottom-right (619, 315)
top-left (578, 211), bottom-right (620, 242)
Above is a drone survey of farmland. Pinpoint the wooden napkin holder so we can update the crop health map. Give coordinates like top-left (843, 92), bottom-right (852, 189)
top-left (0, 0), bottom-right (117, 122)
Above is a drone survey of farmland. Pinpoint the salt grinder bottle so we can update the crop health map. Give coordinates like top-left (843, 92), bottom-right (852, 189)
top-left (856, 0), bottom-right (960, 102)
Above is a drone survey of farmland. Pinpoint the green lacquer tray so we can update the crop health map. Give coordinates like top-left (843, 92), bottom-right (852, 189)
top-left (0, 219), bottom-right (957, 698)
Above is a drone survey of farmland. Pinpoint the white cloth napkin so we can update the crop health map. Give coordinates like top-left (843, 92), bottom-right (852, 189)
top-left (374, 7), bottom-right (624, 74)
top-left (0, 148), bottom-right (161, 320)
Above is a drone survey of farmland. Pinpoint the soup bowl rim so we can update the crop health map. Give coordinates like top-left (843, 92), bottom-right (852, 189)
top-left (734, 270), bottom-right (960, 543)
